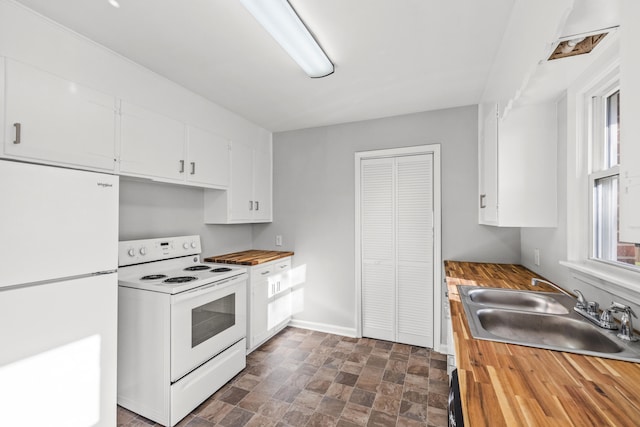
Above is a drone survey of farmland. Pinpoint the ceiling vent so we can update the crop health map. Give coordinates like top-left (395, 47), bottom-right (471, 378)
top-left (548, 32), bottom-right (608, 60)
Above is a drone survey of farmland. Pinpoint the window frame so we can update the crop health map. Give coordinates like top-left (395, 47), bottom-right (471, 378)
top-left (587, 81), bottom-right (625, 267)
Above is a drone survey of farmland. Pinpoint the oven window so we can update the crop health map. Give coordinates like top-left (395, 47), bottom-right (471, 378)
top-left (192, 294), bottom-right (235, 348)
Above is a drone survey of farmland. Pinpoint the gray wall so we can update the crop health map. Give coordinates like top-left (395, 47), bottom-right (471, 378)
top-left (119, 178), bottom-right (253, 256)
top-left (520, 95), bottom-right (572, 286)
top-left (253, 105), bottom-right (521, 333)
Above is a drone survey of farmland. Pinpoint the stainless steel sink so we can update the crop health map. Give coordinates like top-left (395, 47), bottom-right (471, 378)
top-left (466, 287), bottom-right (572, 314)
top-left (458, 285), bottom-right (640, 363)
top-left (476, 308), bottom-right (624, 353)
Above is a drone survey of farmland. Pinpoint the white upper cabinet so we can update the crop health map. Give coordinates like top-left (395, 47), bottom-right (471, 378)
top-left (229, 142), bottom-right (255, 221)
top-left (204, 141), bottom-right (272, 224)
top-left (119, 103), bottom-right (230, 189)
top-left (478, 101), bottom-right (558, 227)
top-left (252, 149), bottom-right (272, 222)
top-left (620, 0), bottom-right (640, 243)
top-left (3, 58), bottom-right (117, 171)
top-left (186, 126), bottom-right (230, 189)
top-left (478, 103), bottom-right (499, 225)
top-left (119, 101), bottom-right (186, 181)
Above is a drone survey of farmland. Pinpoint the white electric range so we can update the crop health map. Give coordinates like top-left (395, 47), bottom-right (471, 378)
top-left (117, 235), bottom-right (248, 427)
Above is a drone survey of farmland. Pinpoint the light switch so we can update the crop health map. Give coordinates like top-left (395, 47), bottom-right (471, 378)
top-left (275, 235), bottom-right (283, 246)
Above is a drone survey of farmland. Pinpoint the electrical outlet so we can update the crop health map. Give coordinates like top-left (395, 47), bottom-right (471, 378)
top-left (534, 248), bottom-right (540, 266)
top-left (275, 235), bottom-right (283, 246)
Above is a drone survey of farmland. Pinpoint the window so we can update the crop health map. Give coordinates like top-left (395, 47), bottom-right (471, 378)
top-left (590, 87), bottom-right (640, 268)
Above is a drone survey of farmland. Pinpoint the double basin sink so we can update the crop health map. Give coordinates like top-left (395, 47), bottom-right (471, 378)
top-left (459, 286), bottom-right (640, 362)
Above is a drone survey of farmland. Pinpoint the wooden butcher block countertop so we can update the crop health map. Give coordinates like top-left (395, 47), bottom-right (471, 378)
top-left (445, 261), bottom-right (640, 427)
top-left (204, 249), bottom-right (294, 265)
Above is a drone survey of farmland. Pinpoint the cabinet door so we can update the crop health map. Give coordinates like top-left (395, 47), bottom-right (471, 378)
top-left (187, 126), bottom-right (229, 188)
top-left (119, 101), bottom-right (185, 181)
top-left (620, 0), bottom-right (640, 243)
top-left (268, 289), bottom-right (291, 331)
top-left (252, 149), bottom-right (272, 221)
top-left (4, 58), bottom-right (116, 171)
top-left (478, 103), bottom-right (498, 225)
top-left (229, 142), bottom-right (254, 221)
top-left (250, 273), bottom-right (270, 349)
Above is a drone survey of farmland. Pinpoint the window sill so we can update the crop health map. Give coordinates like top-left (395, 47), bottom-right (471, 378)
top-left (560, 260), bottom-right (640, 305)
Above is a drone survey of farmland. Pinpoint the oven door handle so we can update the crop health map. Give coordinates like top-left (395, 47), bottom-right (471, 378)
top-left (172, 273), bottom-right (247, 303)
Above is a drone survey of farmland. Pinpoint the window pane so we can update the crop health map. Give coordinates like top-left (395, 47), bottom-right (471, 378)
top-left (593, 175), bottom-right (618, 260)
top-left (605, 90), bottom-right (620, 168)
top-left (593, 175), bottom-right (640, 267)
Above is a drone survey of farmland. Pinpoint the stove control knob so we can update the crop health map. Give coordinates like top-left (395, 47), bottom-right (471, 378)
top-left (139, 247), bottom-right (147, 256)
top-left (191, 242), bottom-right (197, 249)
top-left (127, 248), bottom-right (135, 257)
top-left (183, 242), bottom-right (189, 250)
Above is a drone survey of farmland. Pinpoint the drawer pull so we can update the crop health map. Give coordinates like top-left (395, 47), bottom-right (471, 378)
top-left (13, 123), bottom-right (21, 144)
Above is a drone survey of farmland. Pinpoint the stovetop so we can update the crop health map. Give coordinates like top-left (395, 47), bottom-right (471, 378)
top-left (117, 235), bottom-right (247, 294)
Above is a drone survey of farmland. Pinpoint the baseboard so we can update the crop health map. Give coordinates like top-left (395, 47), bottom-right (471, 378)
top-left (288, 319), bottom-right (358, 338)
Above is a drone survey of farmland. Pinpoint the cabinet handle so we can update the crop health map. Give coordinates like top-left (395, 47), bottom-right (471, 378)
top-left (190, 162), bottom-right (195, 175)
top-left (480, 194), bottom-right (487, 209)
top-left (280, 265), bottom-right (288, 269)
top-left (255, 201), bottom-right (259, 211)
top-left (13, 123), bottom-right (21, 144)
top-left (261, 270), bottom-right (271, 275)
top-left (179, 160), bottom-right (185, 173)
top-left (249, 201), bottom-right (254, 211)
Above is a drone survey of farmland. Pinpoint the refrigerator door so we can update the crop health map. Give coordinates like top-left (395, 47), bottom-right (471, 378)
top-left (0, 273), bottom-right (117, 427)
top-left (0, 160), bottom-right (119, 288)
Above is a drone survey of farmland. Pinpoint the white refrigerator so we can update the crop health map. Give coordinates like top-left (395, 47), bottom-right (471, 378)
top-left (0, 159), bottom-right (119, 427)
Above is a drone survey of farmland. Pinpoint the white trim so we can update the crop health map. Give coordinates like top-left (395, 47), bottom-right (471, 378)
top-left (566, 35), bottom-right (622, 269)
top-left (287, 319), bottom-right (357, 338)
top-left (354, 144), bottom-right (443, 352)
top-left (560, 261), bottom-right (640, 306)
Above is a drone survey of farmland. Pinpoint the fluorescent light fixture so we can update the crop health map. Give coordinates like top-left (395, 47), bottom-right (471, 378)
top-left (240, 0), bottom-right (334, 78)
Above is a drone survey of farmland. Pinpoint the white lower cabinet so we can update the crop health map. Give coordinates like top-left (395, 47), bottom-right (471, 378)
top-left (3, 57), bottom-right (117, 171)
top-left (248, 257), bottom-right (292, 352)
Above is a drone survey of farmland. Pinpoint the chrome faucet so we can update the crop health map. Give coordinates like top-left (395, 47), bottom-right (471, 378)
top-left (531, 278), bottom-right (618, 330)
top-left (531, 278), bottom-right (574, 298)
top-left (610, 302), bottom-right (638, 341)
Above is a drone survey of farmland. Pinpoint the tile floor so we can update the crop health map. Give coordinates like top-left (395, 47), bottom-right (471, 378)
top-left (117, 327), bottom-right (449, 427)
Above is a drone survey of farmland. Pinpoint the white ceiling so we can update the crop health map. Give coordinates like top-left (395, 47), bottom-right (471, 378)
top-left (13, 0), bottom-right (520, 132)
top-left (11, 0), bottom-right (618, 132)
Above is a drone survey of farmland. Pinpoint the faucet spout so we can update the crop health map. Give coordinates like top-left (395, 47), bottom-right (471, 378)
top-left (531, 278), bottom-right (574, 299)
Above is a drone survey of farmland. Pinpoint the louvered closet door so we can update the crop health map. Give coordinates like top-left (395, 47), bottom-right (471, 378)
top-left (397, 154), bottom-right (433, 347)
top-left (361, 154), bottom-right (434, 347)
top-left (361, 158), bottom-right (395, 342)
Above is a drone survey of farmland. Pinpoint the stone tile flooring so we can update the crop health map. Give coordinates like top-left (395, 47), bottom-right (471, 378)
top-left (117, 327), bottom-right (449, 427)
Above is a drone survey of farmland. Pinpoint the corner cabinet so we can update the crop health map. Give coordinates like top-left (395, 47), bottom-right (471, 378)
top-left (119, 101), bottom-right (229, 189)
top-left (620, 0), bottom-right (640, 243)
top-left (247, 257), bottom-right (292, 352)
top-left (203, 141), bottom-right (272, 223)
top-left (3, 58), bottom-right (117, 171)
top-left (478, 101), bottom-right (557, 227)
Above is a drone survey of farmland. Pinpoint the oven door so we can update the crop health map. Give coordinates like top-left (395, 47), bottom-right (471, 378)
top-left (171, 273), bottom-right (247, 382)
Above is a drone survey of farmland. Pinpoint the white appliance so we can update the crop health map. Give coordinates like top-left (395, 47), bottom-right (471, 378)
top-left (0, 159), bottom-right (119, 427)
top-left (117, 235), bottom-right (248, 427)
